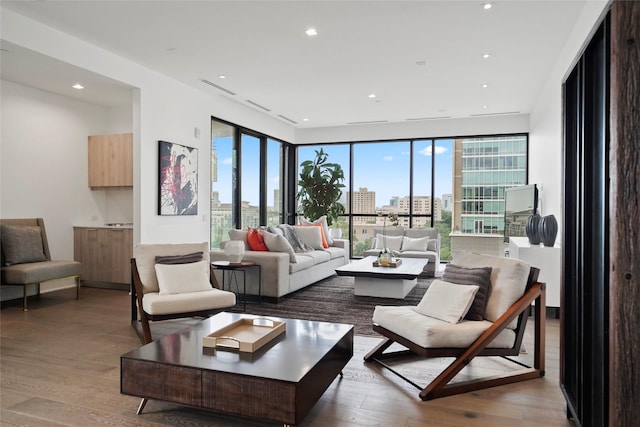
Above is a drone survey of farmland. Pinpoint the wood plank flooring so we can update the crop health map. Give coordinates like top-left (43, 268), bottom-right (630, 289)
top-left (1, 287), bottom-right (571, 426)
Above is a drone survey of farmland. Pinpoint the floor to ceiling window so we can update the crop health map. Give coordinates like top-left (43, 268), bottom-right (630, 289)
top-left (210, 120), bottom-right (235, 248)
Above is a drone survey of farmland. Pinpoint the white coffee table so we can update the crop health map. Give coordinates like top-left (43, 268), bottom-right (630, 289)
top-left (335, 256), bottom-right (428, 299)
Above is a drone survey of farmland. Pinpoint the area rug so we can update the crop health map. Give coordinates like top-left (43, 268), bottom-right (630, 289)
top-left (246, 275), bottom-right (433, 337)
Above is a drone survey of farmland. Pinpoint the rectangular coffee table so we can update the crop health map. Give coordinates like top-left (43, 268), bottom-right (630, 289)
top-left (121, 312), bottom-right (353, 426)
top-left (336, 256), bottom-right (428, 298)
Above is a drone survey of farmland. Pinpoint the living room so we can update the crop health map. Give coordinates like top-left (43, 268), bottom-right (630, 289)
top-left (2, 1), bottom-right (637, 426)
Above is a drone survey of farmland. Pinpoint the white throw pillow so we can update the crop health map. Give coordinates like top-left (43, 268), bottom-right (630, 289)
top-left (401, 236), bottom-right (430, 251)
top-left (262, 230), bottom-right (297, 263)
top-left (299, 215), bottom-right (333, 246)
top-left (374, 234), bottom-right (403, 251)
top-left (293, 225), bottom-right (325, 250)
top-left (155, 260), bottom-right (212, 295)
top-left (413, 279), bottom-right (479, 324)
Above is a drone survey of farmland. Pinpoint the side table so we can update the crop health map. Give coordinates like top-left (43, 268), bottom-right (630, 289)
top-left (211, 261), bottom-right (261, 312)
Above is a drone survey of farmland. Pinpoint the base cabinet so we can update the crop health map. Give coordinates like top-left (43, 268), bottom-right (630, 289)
top-left (74, 227), bottom-right (132, 284)
top-left (508, 237), bottom-right (560, 308)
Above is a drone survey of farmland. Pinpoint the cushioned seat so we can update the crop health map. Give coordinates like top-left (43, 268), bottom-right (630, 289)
top-left (365, 251), bottom-right (546, 400)
top-left (1, 218), bottom-right (82, 311)
top-left (131, 242), bottom-right (236, 344)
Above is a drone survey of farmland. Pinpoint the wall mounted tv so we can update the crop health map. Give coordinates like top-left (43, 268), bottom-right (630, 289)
top-left (504, 184), bottom-right (538, 242)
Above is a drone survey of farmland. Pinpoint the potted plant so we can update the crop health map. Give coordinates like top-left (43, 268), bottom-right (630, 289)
top-left (296, 148), bottom-right (345, 227)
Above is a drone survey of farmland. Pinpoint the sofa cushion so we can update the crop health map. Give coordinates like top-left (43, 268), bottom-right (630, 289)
top-left (155, 260), bottom-right (212, 295)
top-left (261, 230), bottom-right (296, 263)
top-left (401, 236), bottom-right (430, 251)
top-left (442, 264), bottom-right (493, 321)
top-left (373, 305), bottom-right (516, 348)
top-left (374, 234), bottom-right (403, 251)
top-left (414, 279), bottom-right (479, 324)
top-left (405, 227), bottom-right (438, 239)
top-left (293, 225), bottom-right (325, 250)
top-left (323, 246), bottom-right (346, 260)
top-left (299, 215), bottom-right (333, 246)
top-left (289, 255), bottom-right (315, 273)
top-left (452, 251), bottom-right (530, 328)
top-left (1, 224), bottom-right (47, 266)
top-left (228, 229), bottom-right (249, 249)
top-left (297, 250), bottom-right (331, 265)
top-left (2, 260), bottom-right (82, 284)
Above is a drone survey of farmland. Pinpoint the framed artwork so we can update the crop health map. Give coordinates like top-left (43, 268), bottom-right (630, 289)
top-left (158, 140), bottom-right (198, 215)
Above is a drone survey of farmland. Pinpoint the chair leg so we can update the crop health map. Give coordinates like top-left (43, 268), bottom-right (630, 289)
top-left (22, 285), bottom-right (28, 311)
top-left (75, 276), bottom-right (81, 300)
top-left (364, 337), bottom-right (394, 361)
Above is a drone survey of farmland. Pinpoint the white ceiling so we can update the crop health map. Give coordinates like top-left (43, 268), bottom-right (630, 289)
top-left (0, 0), bottom-right (587, 128)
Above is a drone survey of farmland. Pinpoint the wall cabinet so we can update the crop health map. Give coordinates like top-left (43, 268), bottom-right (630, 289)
top-left (88, 133), bottom-right (133, 188)
top-left (74, 227), bottom-right (132, 284)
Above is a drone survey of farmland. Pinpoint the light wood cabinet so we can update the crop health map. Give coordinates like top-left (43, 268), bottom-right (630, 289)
top-left (74, 227), bottom-right (133, 284)
top-left (88, 133), bottom-right (133, 188)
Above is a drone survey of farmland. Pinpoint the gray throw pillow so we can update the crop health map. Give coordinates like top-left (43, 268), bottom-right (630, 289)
top-left (1, 224), bottom-right (47, 266)
top-left (155, 251), bottom-right (203, 265)
top-left (442, 264), bottom-right (492, 321)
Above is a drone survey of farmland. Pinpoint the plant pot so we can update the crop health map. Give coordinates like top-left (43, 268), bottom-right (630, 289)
top-left (539, 214), bottom-right (558, 247)
top-left (525, 214), bottom-right (542, 245)
top-left (224, 240), bottom-right (245, 263)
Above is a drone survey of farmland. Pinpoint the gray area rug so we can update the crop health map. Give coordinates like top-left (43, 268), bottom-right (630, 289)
top-left (246, 275), bottom-right (433, 337)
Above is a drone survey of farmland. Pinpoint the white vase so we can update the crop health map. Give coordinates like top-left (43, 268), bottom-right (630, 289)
top-left (330, 228), bottom-right (342, 239)
top-left (224, 240), bottom-right (245, 263)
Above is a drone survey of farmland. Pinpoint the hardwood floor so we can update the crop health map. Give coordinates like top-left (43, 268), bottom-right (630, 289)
top-left (1, 287), bottom-right (571, 426)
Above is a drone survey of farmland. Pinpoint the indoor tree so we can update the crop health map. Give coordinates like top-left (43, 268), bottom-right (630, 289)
top-left (296, 148), bottom-right (345, 226)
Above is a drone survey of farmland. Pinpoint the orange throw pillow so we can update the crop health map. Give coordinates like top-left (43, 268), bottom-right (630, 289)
top-left (247, 228), bottom-right (269, 251)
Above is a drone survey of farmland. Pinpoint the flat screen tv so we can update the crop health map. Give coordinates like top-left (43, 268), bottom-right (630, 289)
top-left (504, 184), bottom-right (538, 242)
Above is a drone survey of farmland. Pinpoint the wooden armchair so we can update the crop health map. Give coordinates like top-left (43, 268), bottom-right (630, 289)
top-left (130, 242), bottom-right (236, 344)
top-left (364, 251), bottom-right (545, 400)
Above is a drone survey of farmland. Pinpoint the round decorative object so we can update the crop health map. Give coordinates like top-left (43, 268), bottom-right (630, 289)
top-left (329, 228), bottom-right (342, 239)
top-left (224, 240), bottom-right (245, 263)
top-left (539, 214), bottom-right (558, 247)
top-left (525, 214), bottom-right (542, 245)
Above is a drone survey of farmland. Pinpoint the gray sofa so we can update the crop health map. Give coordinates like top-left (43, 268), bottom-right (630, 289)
top-left (210, 233), bottom-right (349, 301)
top-left (363, 227), bottom-right (440, 277)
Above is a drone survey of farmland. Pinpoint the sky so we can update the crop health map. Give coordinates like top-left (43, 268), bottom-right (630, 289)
top-left (213, 138), bottom-right (454, 208)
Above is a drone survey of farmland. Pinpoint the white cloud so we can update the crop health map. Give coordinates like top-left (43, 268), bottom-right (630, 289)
top-left (222, 157), bottom-right (232, 165)
top-left (419, 146), bottom-right (448, 156)
top-left (383, 156), bottom-right (393, 161)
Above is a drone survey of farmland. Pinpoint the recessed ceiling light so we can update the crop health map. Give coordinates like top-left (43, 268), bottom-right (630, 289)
top-left (368, 94), bottom-right (376, 98)
top-left (303, 118), bottom-right (309, 122)
top-left (483, 53), bottom-right (491, 59)
top-left (72, 83), bottom-right (84, 90)
top-left (305, 28), bottom-right (317, 36)
top-left (218, 75), bottom-right (227, 79)
top-left (482, 3), bottom-right (493, 10)
top-left (482, 83), bottom-right (489, 88)
top-left (482, 105), bottom-right (488, 109)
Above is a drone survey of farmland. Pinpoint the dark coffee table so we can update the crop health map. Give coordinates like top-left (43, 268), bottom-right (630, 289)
top-left (121, 312), bottom-right (354, 426)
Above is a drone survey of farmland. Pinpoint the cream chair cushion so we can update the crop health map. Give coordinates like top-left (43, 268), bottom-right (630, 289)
top-left (142, 289), bottom-right (236, 315)
top-left (414, 280), bottom-right (479, 324)
top-left (155, 260), bottom-right (212, 295)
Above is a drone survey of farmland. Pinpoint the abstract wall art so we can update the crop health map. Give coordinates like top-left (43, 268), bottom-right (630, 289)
top-left (158, 140), bottom-right (198, 215)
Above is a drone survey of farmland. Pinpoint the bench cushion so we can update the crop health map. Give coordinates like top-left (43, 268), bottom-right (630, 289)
top-left (2, 260), bottom-right (82, 284)
top-left (373, 305), bottom-right (515, 348)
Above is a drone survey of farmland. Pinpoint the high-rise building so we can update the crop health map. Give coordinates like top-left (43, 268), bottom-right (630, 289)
top-left (442, 194), bottom-right (452, 212)
top-left (452, 135), bottom-right (527, 234)
top-left (346, 187), bottom-right (376, 224)
top-left (397, 196), bottom-right (442, 223)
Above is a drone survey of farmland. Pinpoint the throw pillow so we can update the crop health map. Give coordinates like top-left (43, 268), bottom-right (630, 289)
top-left (261, 230), bottom-right (297, 263)
top-left (278, 224), bottom-right (313, 253)
top-left (1, 224), bottom-right (47, 266)
top-left (299, 215), bottom-right (333, 246)
top-left (374, 234), bottom-right (403, 251)
top-left (247, 228), bottom-right (269, 251)
top-left (293, 225), bottom-right (325, 250)
top-left (300, 223), bottom-right (328, 248)
top-left (401, 236), bottom-right (429, 251)
top-left (442, 264), bottom-right (493, 321)
top-left (155, 260), bottom-right (212, 295)
top-left (413, 279), bottom-right (479, 324)
top-left (155, 251), bottom-right (203, 265)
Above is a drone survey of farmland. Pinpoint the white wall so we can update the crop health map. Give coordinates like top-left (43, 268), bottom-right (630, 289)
top-left (528, 1), bottom-right (610, 239)
top-left (296, 114), bottom-right (530, 143)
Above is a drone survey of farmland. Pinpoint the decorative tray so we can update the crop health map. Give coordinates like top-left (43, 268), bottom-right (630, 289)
top-left (373, 258), bottom-right (403, 268)
top-left (203, 317), bottom-right (286, 352)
